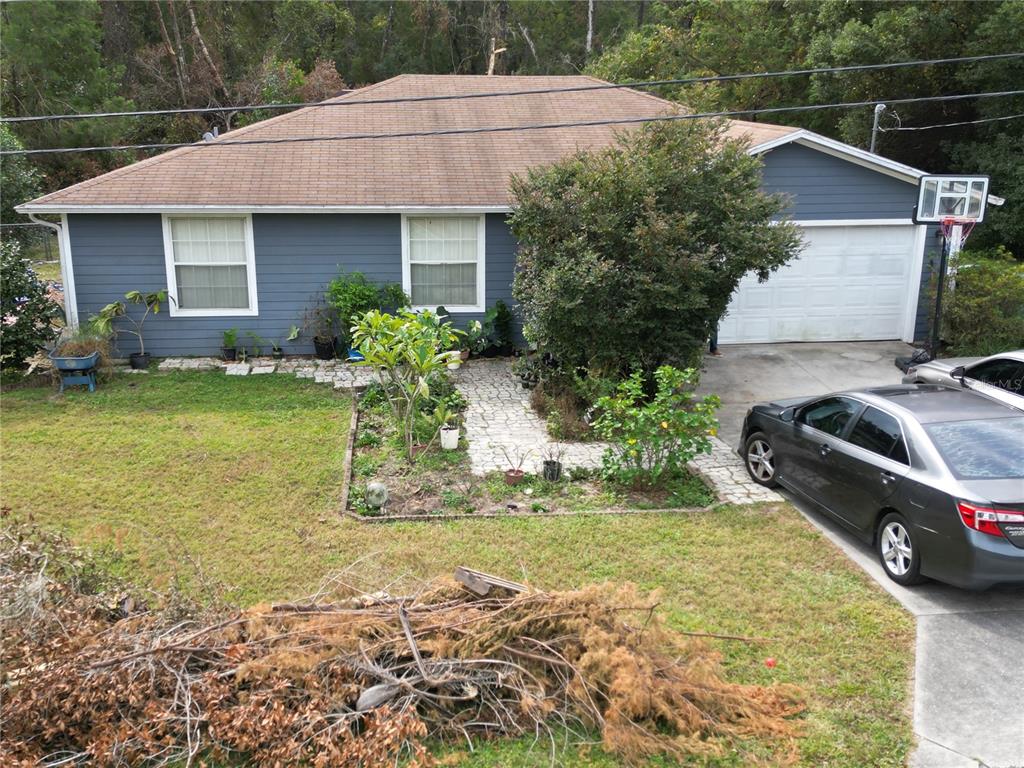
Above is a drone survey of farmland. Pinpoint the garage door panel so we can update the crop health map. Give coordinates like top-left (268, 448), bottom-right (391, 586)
top-left (718, 224), bottom-right (918, 344)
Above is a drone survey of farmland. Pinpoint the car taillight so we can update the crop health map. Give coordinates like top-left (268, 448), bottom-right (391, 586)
top-left (957, 501), bottom-right (1024, 538)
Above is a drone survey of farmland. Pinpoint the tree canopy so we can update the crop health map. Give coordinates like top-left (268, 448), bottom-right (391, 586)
top-left (1, 0), bottom-right (1019, 252)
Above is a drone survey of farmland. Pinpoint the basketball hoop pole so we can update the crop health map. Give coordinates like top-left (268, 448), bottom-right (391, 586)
top-left (928, 229), bottom-right (951, 358)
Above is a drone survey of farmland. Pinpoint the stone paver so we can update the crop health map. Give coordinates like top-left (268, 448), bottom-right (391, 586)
top-left (451, 359), bottom-right (605, 477)
top-left (689, 437), bottom-right (782, 504)
top-left (157, 355), bottom-right (775, 505)
top-left (451, 359), bottom-right (778, 504)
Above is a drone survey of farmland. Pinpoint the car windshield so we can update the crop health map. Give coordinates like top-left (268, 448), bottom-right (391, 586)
top-left (925, 417), bottom-right (1024, 479)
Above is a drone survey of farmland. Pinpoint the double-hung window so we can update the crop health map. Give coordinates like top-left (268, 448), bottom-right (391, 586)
top-left (403, 216), bottom-right (484, 311)
top-left (163, 215), bottom-right (258, 316)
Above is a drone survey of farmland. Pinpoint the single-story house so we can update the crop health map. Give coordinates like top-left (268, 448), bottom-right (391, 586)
top-left (20, 74), bottom-right (947, 356)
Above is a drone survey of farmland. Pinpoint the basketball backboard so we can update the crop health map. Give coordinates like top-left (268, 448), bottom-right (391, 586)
top-left (915, 175), bottom-right (989, 223)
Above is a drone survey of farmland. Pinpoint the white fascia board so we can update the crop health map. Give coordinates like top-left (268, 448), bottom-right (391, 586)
top-left (16, 203), bottom-right (512, 215)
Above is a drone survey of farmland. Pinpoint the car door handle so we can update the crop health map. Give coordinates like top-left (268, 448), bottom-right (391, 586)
top-left (880, 471), bottom-right (897, 485)
top-left (819, 444), bottom-right (832, 457)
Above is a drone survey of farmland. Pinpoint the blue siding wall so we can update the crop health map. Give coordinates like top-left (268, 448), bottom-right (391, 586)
top-left (760, 143), bottom-right (932, 341)
top-left (68, 212), bottom-right (518, 357)
top-left (760, 143), bottom-right (917, 220)
top-left (68, 144), bottom-right (935, 356)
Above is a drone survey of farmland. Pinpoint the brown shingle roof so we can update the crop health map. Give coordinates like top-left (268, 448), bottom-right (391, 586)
top-left (24, 75), bottom-right (799, 209)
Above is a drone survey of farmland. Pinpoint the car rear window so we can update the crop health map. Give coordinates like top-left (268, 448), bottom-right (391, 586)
top-left (925, 417), bottom-right (1024, 479)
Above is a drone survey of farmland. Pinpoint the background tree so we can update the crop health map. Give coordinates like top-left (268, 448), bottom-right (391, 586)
top-left (0, 126), bottom-right (42, 248)
top-left (509, 119), bottom-right (802, 376)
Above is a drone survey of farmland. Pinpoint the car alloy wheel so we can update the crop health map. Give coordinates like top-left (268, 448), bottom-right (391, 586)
top-left (876, 512), bottom-right (925, 585)
top-left (881, 521), bottom-right (913, 576)
top-left (744, 434), bottom-right (778, 487)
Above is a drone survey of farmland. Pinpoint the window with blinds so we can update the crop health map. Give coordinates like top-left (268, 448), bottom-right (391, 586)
top-left (167, 217), bottom-right (253, 311)
top-left (406, 217), bottom-right (481, 308)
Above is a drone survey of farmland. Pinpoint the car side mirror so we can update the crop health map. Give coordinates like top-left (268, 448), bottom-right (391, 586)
top-left (950, 365), bottom-right (967, 385)
top-left (780, 407), bottom-right (795, 423)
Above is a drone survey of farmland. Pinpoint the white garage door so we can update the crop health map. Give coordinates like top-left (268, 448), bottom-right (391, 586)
top-left (718, 224), bottom-right (920, 344)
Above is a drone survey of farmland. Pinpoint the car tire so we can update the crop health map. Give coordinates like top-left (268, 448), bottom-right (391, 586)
top-left (743, 432), bottom-right (779, 488)
top-left (877, 512), bottom-right (926, 586)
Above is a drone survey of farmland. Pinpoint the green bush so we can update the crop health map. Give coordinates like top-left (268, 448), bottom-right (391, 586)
top-left (942, 247), bottom-right (1024, 355)
top-left (510, 119), bottom-right (801, 377)
top-left (592, 366), bottom-right (720, 488)
top-left (326, 271), bottom-right (408, 344)
top-left (0, 240), bottom-right (62, 374)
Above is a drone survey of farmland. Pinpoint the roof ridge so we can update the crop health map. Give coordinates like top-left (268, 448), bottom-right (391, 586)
top-left (27, 75), bottom-right (409, 206)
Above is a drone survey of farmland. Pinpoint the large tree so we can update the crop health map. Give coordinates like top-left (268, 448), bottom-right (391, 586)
top-left (509, 119), bottom-right (802, 375)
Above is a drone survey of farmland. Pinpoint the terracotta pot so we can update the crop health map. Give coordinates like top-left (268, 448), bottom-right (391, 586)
top-left (504, 469), bottom-right (525, 486)
top-left (460, 348), bottom-right (470, 361)
top-left (410, 443), bottom-right (428, 458)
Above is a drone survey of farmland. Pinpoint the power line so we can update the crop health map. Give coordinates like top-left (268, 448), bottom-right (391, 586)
top-left (1, 52), bottom-right (1021, 125)
top-left (2, 89), bottom-right (1021, 158)
top-left (881, 112), bottom-right (1024, 131)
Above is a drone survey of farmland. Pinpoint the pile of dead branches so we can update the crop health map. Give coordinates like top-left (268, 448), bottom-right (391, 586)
top-left (2, 530), bottom-right (804, 767)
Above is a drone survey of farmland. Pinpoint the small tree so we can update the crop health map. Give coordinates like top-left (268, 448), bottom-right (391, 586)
top-left (351, 309), bottom-right (462, 460)
top-left (510, 119), bottom-right (802, 375)
top-left (93, 290), bottom-right (169, 356)
top-left (0, 240), bottom-right (62, 374)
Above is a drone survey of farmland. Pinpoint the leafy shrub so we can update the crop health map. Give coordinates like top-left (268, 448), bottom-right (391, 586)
top-left (510, 120), bottom-right (801, 377)
top-left (941, 247), bottom-right (1024, 355)
top-left (592, 366), bottom-right (720, 488)
top-left (0, 240), bottom-right (62, 374)
top-left (326, 271), bottom-right (408, 344)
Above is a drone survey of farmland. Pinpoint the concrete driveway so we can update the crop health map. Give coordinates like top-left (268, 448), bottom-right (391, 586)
top-left (697, 340), bottom-right (912, 447)
top-left (698, 342), bottom-right (1024, 766)
top-left (790, 496), bottom-right (1024, 768)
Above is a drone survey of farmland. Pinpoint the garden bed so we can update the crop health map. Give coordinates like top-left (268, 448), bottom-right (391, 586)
top-left (344, 395), bottom-right (715, 521)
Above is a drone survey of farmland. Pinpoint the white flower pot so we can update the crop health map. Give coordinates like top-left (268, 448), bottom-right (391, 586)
top-left (440, 426), bottom-right (460, 450)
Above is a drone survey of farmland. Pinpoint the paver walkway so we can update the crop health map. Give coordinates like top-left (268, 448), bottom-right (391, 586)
top-left (156, 356), bottom-right (778, 505)
top-left (451, 359), bottom-right (780, 504)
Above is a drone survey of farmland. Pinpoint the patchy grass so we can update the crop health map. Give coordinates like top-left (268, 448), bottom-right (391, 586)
top-left (30, 259), bottom-right (62, 283)
top-left (1, 371), bottom-right (914, 767)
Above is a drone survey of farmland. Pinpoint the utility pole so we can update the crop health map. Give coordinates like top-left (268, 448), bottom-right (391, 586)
top-left (870, 103), bottom-right (886, 154)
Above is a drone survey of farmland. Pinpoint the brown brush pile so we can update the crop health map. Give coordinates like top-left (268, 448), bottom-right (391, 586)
top-left (1, 527), bottom-right (804, 767)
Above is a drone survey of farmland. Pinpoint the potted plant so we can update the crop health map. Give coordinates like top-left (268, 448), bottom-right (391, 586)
top-left (303, 301), bottom-right (337, 360)
top-left (246, 331), bottom-right (265, 357)
top-left (440, 416), bottom-right (460, 450)
top-left (541, 443), bottom-right (565, 482)
top-left (221, 328), bottom-right (238, 361)
top-left (93, 289), bottom-right (169, 370)
top-left (271, 340), bottom-right (285, 360)
top-left (500, 446), bottom-right (531, 486)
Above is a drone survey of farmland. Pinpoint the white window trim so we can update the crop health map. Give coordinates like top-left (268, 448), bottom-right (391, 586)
top-left (401, 213), bottom-right (486, 313)
top-left (162, 213), bottom-right (259, 317)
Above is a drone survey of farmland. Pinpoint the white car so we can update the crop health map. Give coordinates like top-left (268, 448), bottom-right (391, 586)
top-left (903, 350), bottom-right (1024, 410)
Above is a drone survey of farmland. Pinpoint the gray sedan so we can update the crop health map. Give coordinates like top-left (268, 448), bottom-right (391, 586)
top-left (902, 349), bottom-right (1024, 410)
top-left (738, 384), bottom-right (1024, 589)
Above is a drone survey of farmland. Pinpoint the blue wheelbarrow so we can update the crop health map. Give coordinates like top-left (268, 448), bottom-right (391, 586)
top-left (49, 350), bottom-right (100, 393)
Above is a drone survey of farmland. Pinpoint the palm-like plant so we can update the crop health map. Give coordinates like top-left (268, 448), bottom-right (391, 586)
top-left (93, 290), bottom-right (169, 356)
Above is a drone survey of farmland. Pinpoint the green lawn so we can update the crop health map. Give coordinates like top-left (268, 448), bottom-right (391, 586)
top-left (1, 371), bottom-right (914, 766)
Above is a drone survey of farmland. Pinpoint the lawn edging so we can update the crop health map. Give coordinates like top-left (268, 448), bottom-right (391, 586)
top-left (341, 502), bottom-right (724, 524)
